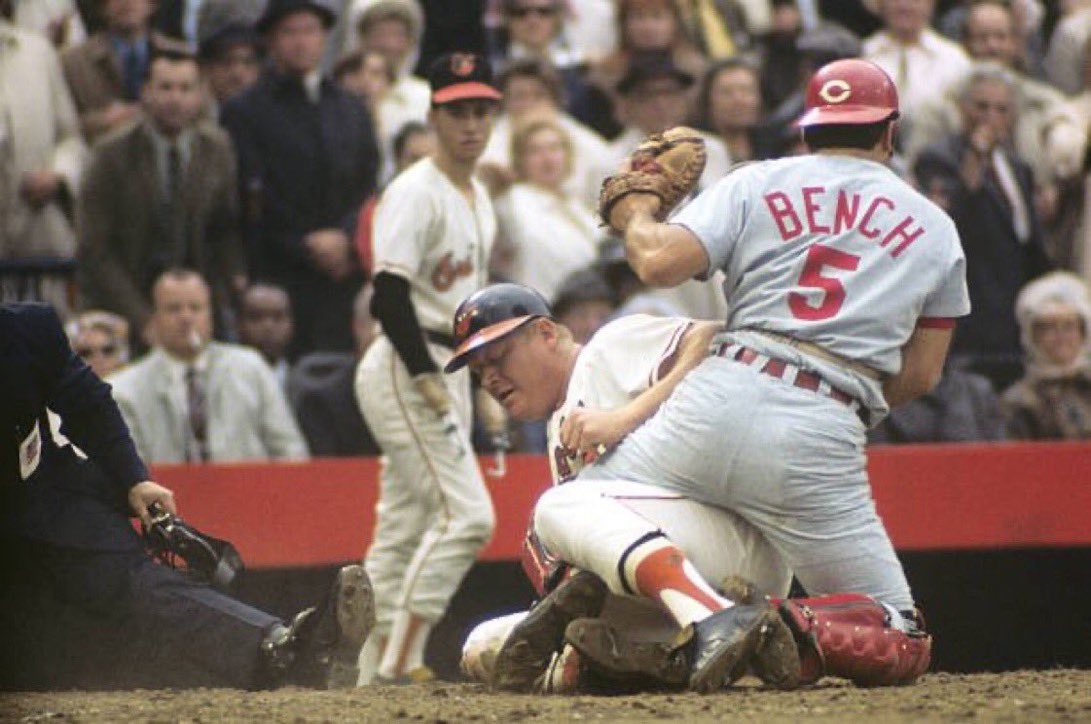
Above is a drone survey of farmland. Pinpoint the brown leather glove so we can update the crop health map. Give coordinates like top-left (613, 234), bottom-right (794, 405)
top-left (599, 126), bottom-right (707, 234)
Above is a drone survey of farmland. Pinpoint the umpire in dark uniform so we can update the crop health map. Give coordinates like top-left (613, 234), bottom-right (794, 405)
top-left (0, 302), bottom-right (372, 690)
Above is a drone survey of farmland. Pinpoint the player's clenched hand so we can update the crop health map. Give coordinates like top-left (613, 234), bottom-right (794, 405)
top-left (413, 372), bottom-right (452, 417)
top-left (560, 406), bottom-right (635, 456)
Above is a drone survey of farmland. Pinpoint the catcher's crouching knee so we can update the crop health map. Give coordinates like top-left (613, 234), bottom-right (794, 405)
top-left (778, 594), bottom-right (932, 687)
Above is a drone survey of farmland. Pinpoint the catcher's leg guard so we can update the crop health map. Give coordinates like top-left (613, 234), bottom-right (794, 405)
top-left (777, 593), bottom-right (932, 687)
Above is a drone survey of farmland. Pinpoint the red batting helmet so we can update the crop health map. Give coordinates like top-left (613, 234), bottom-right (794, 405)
top-left (797, 58), bottom-right (899, 128)
top-left (444, 283), bottom-right (552, 373)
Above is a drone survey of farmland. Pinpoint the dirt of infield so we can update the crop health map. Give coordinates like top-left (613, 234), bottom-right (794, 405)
top-left (3, 670), bottom-right (1089, 723)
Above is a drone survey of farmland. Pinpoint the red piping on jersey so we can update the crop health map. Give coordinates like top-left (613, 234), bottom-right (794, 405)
top-left (916, 317), bottom-right (956, 329)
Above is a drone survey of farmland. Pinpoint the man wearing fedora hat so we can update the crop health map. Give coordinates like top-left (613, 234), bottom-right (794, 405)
top-left (222, 0), bottom-right (380, 358)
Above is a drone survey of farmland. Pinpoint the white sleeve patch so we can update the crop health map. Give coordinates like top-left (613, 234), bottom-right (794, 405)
top-left (19, 420), bottom-right (42, 481)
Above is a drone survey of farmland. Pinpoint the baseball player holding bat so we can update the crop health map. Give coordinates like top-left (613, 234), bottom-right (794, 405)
top-left (445, 284), bottom-right (792, 693)
top-left (354, 51), bottom-right (507, 685)
top-left (494, 58), bottom-right (970, 692)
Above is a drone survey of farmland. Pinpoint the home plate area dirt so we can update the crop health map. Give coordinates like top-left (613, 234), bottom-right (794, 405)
top-left (4, 670), bottom-right (1089, 723)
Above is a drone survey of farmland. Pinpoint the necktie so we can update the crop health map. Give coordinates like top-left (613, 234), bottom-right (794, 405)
top-left (185, 366), bottom-right (208, 462)
top-left (122, 45), bottom-right (143, 101)
top-left (990, 148), bottom-right (1031, 243)
top-left (166, 143), bottom-right (182, 199)
top-left (166, 143), bottom-right (187, 261)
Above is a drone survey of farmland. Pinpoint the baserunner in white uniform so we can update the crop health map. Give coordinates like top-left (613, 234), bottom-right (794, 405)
top-left (354, 52), bottom-right (503, 685)
top-left (509, 59), bottom-right (971, 693)
top-left (442, 284), bottom-right (791, 693)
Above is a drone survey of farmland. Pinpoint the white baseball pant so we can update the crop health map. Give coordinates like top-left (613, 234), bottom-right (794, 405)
top-left (356, 336), bottom-right (496, 632)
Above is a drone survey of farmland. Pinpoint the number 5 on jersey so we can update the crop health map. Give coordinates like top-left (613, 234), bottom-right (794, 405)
top-left (789, 244), bottom-right (861, 321)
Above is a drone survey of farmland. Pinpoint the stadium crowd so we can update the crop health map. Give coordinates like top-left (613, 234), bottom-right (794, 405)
top-left (4, 0), bottom-right (1091, 455)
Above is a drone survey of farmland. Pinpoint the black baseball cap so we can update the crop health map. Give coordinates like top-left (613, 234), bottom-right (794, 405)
top-left (428, 52), bottom-right (503, 106)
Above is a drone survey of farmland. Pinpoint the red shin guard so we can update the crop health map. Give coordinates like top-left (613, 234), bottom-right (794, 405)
top-left (776, 593), bottom-right (932, 687)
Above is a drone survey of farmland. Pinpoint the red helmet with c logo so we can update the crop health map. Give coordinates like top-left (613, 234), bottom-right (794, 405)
top-left (798, 59), bottom-right (899, 127)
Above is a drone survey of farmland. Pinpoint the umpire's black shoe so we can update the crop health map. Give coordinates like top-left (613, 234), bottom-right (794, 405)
top-left (262, 564), bottom-right (375, 689)
top-left (491, 571), bottom-right (608, 692)
top-left (674, 603), bottom-right (780, 693)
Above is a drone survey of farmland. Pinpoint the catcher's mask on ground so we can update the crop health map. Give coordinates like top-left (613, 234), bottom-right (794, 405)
top-left (797, 58), bottom-right (899, 127)
top-left (445, 283), bottom-right (552, 373)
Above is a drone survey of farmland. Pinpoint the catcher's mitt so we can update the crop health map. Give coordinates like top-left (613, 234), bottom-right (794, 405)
top-left (599, 126), bottom-right (707, 234)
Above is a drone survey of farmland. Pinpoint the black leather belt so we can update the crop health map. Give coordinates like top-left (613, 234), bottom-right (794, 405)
top-left (426, 330), bottom-right (456, 349)
top-left (716, 343), bottom-right (869, 425)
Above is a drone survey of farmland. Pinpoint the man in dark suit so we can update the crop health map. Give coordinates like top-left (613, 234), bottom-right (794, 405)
top-left (61, 0), bottom-right (168, 141)
top-left (78, 47), bottom-right (245, 345)
top-left (0, 302), bottom-right (373, 690)
top-left (914, 64), bottom-right (1052, 391)
top-left (222, 0), bottom-right (380, 356)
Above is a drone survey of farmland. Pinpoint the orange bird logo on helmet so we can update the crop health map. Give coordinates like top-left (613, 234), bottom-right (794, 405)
top-left (455, 306), bottom-right (479, 340)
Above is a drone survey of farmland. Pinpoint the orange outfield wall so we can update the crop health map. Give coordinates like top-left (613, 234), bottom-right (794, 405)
top-left (150, 442), bottom-right (1091, 570)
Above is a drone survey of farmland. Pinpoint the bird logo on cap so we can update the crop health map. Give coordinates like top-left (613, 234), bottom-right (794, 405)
top-left (455, 306), bottom-right (479, 339)
top-left (450, 53), bottom-right (476, 78)
top-left (819, 79), bottom-right (851, 104)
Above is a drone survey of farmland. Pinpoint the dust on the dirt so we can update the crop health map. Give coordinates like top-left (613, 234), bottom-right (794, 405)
top-left (3, 670), bottom-right (1089, 723)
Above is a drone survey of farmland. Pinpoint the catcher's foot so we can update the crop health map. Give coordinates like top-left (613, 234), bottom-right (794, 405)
top-left (674, 603), bottom-right (780, 693)
top-left (564, 617), bottom-right (687, 689)
top-left (491, 571), bottom-right (608, 692)
top-left (263, 564), bottom-right (376, 689)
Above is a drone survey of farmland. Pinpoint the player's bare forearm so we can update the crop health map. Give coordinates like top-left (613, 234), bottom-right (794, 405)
top-left (882, 327), bottom-right (953, 407)
top-left (560, 321), bottom-right (721, 453)
top-left (624, 210), bottom-right (710, 288)
top-left (622, 320), bottom-right (721, 425)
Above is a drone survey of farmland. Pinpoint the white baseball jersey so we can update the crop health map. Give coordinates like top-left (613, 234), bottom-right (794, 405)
top-left (372, 157), bottom-right (495, 334)
top-left (548, 314), bottom-right (694, 484)
top-left (671, 154), bottom-right (971, 417)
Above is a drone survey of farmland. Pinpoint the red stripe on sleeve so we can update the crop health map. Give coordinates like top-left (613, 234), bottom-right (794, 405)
top-left (917, 317), bottom-right (956, 329)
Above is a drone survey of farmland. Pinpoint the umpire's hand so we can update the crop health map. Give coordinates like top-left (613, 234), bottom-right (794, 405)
top-left (128, 481), bottom-right (177, 527)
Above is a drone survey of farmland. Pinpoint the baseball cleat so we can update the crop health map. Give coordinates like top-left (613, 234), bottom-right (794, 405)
top-left (491, 571), bottom-right (608, 692)
top-left (674, 603), bottom-right (779, 694)
top-left (750, 608), bottom-right (803, 690)
top-left (264, 564), bottom-right (376, 689)
top-left (564, 617), bottom-right (687, 689)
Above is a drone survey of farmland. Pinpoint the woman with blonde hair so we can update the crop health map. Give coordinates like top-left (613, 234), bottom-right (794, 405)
top-left (492, 117), bottom-right (600, 304)
top-left (1002, 271), bottom-right (1091, 439)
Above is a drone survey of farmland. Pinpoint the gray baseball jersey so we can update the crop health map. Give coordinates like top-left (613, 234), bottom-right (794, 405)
top-left (671, 154), bottom-right (971, 419)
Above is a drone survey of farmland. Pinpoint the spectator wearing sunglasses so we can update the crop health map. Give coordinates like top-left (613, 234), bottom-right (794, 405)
top-left (487, 0), bottom-right (595, 124)
top-left (65, 310), bottom-right (130, 379)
